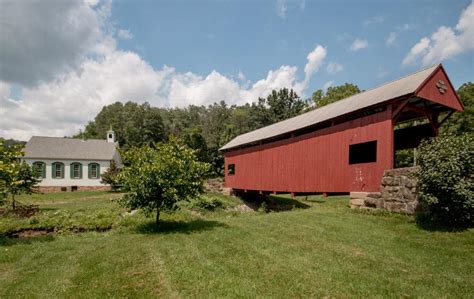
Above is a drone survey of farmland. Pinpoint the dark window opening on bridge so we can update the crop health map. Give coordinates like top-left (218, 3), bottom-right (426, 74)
top-left (228, 164), bottom-right (235, 175)
top-left (349, 141), bottom-right (377, 164)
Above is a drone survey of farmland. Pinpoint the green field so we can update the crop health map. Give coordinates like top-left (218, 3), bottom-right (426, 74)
top-left (1, 191), bottom-right (473, 298)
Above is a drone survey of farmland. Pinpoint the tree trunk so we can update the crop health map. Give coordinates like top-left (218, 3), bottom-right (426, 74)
top-left (12, 194), bottom-right (16, 210)
top-left (155, 210), bottom-right (160, 226)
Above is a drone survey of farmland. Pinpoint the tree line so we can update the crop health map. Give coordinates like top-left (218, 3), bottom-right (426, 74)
top-left (74, 82), bottom-right (473, 175)
top-left (76, 84), bottom-right (365, 175)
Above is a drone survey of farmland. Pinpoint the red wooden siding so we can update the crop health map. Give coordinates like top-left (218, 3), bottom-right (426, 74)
top-left (224, 108), bottom-right (393, 193)
top-left (416, 66), bottom-right (464, 111)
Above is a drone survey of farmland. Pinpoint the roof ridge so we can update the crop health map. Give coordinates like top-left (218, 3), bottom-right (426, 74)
top-left (313, 63), bottom-right (440, 110)
top-left (236, 64), bottom-right (440, 141)
top-left (362, 64), bottom-right (439, 91)
top-left (221, 64), bottom-right (440, 150)
top-left (31, 136), bottom-right (107, 141)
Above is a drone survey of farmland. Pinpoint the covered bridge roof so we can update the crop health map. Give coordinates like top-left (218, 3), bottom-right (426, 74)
top-left (23, 136), bottom-right (118, 160)
top-left (220, 64), bottom-right (455, 151)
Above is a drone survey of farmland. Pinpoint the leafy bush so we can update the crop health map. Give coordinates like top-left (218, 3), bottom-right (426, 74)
top-left (0, 208), bottom-right (122, 234)
top-left (189, 196), bottom-right (223, 210)
top-left (416, 134), bottom-right (474, 228)
top-left (100, 160), bottom-right (121, 189)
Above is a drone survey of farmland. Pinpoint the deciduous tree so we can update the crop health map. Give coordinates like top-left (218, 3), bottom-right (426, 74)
top-left (0, 142), bottom-right (40, 209)
top-left (311, 83), bottom-right (361, 108)
top-left (118, 138), bottom-right (211, 225)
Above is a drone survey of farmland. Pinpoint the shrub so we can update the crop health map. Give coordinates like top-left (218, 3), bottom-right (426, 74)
top-left (100, 160), bottom-right (121, 190)
top-left (416, 134), bottom-right (474, 228)
top-left (189, 196), bottom-right (223, 211)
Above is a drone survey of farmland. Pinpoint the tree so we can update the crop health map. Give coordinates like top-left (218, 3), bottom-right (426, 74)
top-left (312, 83), bottom-right (361, 108)
top-left (182, 126), bottom-right (209, 163)
top-left (0, 141), bottom-right (40, 209)
top-left (79, 102), bottom-right (167, 148)
top-left (416, 134), bottom-right (473, 228)
top-left (253, 88), bottom-right (307, 127)
top-left (442, 82), bottom-right (473, 135)
top-left (118, 138), bottom-right (211, 225)
top-left (100, 160), bottom-right (121, 189)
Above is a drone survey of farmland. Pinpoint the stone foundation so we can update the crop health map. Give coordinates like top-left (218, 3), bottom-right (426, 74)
top-left (204, 178), bottom-right (235, 196)
top-left (350, 167), bottom-right (420, 214)
top-left (222, 188), bottom-right (235, 196)
top-left (204, 178), bottom-right (224, 193)
top-left (38, 186), bottom-right (111, 193)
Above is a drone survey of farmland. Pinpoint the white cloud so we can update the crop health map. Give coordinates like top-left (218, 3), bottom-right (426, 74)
top-left (303, 45), bottom-right (327, 81)
top-left (0, 1), bottom-right (327, 141)
top-left (350, 38), bottom-right (368, 51)
top-left (0, 0), bottom-right (105, 86)
top-left (323, 81), bottom-right (334, 90)
top-left (403, 1), bottom-right (474, 66)
top-left (0, 51), bottom-right (168, 140)
top-left (0, 82), bottom-right (10, 101)
top-left (118, 29), bottom-right (133, 40)
top-left (326, 62), bottom-right (344, 74)
top-left (385, 32), bottom-right (398, 46)
top-left (402, 38), bottom-right (431, 65)
top-left (276, 0), bottom-right (287, 19)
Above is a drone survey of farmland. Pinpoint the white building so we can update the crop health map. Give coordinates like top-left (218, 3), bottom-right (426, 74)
top-left (23, 130), bottom-right (121, 192)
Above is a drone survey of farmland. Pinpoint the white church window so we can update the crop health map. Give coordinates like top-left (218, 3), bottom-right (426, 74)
top-left (71, 162), bottom-right (82, 179)
top-left (52, 162), bottom-right (64, 179)
top-left (88, 163), bottom-right (100, 179)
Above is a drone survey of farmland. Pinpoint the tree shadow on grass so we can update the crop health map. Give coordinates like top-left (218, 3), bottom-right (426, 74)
top-left (135, 219), bottom-right (228, 235)
top-left (0, 234), bottom-right (55, 247)
top-left (415, 213), bottom-right (469, 232)
top-left (267, 195), bottom-right (311, 210)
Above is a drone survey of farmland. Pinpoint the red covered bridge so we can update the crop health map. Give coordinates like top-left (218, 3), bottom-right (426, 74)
top-left (220, 64), bottom-right (464, 195)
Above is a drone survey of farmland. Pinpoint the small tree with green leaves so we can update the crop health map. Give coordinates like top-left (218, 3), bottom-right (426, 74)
top-left (118, 137), bottom-right (211, 225)
top-left (0, 141), bottom-right (40, 209)
top-left (100, 160), bottom-right (121, 189)
top-left (416, 134), bottom-right (474, 228)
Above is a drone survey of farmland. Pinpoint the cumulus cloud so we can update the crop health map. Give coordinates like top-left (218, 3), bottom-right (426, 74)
top-left (118, 29), bottom-right (133, 40)
top-left (326, 62), bottom-right (344, 74)
top-left (0, 0), bottom-right (105, 86)
top-left (403, 1), bottom-right (474, 66)
top-left (0, 1), bottom-right (327, 140)
top-left (302, 45), bottom-right (327, 85)
top-left (350, 38), bottom-right (368, 51)
top-left (0, 51), bottom-right (168, 139)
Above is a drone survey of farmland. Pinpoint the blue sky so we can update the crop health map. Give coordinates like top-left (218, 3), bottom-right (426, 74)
top-left (112, 0), bottom-right (473, 90)
top-left (0, 0), bottom-right (473, 140)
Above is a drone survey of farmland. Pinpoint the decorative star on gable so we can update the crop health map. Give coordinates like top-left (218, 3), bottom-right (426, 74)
top-left (436, 80), bottom-right (448, 94)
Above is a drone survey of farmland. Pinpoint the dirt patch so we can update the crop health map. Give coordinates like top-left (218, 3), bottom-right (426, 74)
top-left (0, 205), bottom-right (39, 218)
top-left (3, 226), bottom-right (112, 239)
top-left (8, 229), bottom-right (54, 238)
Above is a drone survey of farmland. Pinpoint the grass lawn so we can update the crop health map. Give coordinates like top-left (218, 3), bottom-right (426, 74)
top-left (0, 191), bottom-right (473, 298)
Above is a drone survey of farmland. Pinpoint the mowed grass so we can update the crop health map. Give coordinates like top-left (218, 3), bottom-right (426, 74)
top-left (1, 191), bottom-right (473, 298)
